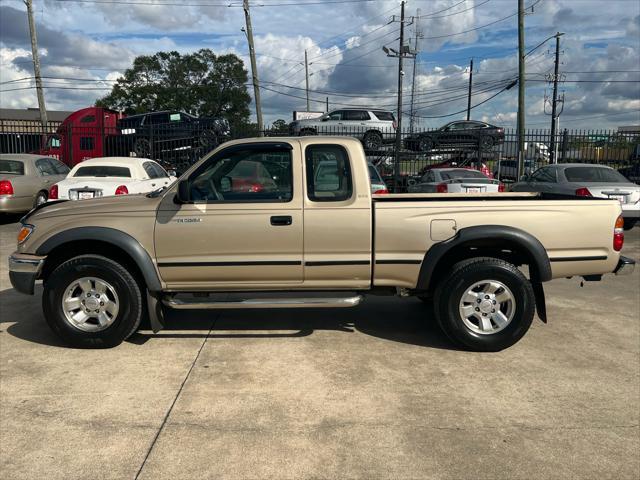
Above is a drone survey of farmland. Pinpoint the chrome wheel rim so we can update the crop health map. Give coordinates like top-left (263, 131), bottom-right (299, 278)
top-left (36, 194), bottom-right (46, 205)
top-left (62, 277), bottom-right (119, 332)
top-left (458, 280), bottom-right (515, 335)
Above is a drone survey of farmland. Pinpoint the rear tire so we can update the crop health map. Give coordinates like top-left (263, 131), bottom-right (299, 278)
top-left (43, 255), bottom-right (143, 348)
top-left (623, 218), bottom-right (637, 230)
top-left (418, 136), bottom-right (434, 152)
top-left (34, 191), bottom-right (48, 207)
top-left (433, 257), bottom-right (535, 352)
top-left (363, 131), bottom-right (383, 151)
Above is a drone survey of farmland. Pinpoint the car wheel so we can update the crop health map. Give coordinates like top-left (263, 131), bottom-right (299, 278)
top-left (42, 255), bottom-right (143, 348)
top-left (433, 257), bottom-right (535, 352)
top-left (363, 131), bottom-right (383, 151)
top-left (418, 136), bottom-right (434, 152)
top-left (134, 138), bottom-right (151, 157)
top-left (34, 191), bottom-right (48, 207)
top-left (623, 218), bottom-right (637, 230)
top-left (199, 129), bottom-right (219, 148)
top-left (479, 136), bottom-right (494, 150)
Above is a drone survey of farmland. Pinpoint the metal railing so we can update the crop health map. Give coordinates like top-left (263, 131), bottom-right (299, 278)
top-left (1, 120), bottom-right (638, 190)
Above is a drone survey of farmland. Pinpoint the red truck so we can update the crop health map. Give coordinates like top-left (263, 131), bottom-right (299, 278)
top-left (37, 107), bottom-right (123, 167)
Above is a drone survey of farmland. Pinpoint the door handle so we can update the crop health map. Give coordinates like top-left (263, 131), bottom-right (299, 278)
top-left (270, 216), bottom-right (292, 226)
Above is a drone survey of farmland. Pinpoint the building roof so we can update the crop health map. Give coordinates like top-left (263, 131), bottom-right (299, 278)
top-left (0, 108), bottom-right (74, 123)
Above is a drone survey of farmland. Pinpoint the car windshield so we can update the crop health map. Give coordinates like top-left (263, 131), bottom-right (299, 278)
top-left (564, 167), bottom-right (630, 183)
top-left (440, 169), bottom-right (486, 180)
top-left (74, 166), bottom-right (131, 177)
top-left (0, 159), bottom-right (24, 175)
top-left (368, 165), bottom-right (383, 183)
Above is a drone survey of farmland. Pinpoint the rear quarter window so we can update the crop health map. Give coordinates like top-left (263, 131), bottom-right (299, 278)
top-left (0, 160), bottom-right (25, 175)
top-left (372, 111), bottom-right (395, 121)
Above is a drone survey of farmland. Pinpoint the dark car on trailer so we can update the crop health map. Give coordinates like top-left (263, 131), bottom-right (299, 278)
top-left (405, 120), bottom-right (505, 152)
top-left (117, 111), bottom-right (229, 159)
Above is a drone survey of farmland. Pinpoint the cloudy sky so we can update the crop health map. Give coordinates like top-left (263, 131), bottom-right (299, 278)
top-left (0, 0), bottom-right (639, 130)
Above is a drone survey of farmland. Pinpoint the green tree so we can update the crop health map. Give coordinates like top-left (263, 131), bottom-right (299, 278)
top-left (271, 119), bottom-right (289, 133)
top-left (96, 49), bottom-right (251, 129)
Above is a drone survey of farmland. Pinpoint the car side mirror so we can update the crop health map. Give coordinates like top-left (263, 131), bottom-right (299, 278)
top-left (167, 169), bottom-right (177, 177)
top-left (175, 179), bottom-right (191, 203)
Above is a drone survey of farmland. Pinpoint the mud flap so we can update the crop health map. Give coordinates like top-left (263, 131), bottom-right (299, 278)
top-left (531, 281), bottom-right (547, 324)
top-left (146, 291), bottom-right (165, 333)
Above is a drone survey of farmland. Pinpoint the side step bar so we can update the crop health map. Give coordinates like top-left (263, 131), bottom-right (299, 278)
top-left (162, 295), bottom-right (364, 310)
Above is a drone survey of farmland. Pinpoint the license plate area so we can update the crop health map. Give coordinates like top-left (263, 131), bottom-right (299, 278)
top-left (71, 189), bottom-right (99, 200)
top-left (465, 187), bottom-right (482, 193)
top-left (608, 194), bottom-right (627, 204)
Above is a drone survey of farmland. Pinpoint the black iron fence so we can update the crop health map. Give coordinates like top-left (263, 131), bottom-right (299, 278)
top-left (2, 120), bottom-right (638, 189)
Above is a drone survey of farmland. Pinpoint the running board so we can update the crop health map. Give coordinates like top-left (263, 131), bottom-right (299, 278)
top-left (162, 295), bottom-right (364, 310)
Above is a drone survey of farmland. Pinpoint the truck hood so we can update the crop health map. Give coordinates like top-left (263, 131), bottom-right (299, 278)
top-left (27, 193), bottom-right (162, 220)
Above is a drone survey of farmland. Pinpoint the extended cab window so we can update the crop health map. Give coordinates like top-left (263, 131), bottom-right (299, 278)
top-left (189, 146), bottom-right (292, 202)
top-left (305, 145), bottom-right (353, 202)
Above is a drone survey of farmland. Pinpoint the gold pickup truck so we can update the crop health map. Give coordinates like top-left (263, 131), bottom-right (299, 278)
top-left (8, 137), bottom-right (635, 351)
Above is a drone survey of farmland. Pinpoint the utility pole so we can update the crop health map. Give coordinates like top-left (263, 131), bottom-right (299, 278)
top-left (517, 0), bottom-right (526, 179)
top-left (466, 58), bottom-right (474, 121)
top-left (304, 50), bottom-right (310, 111)
top-left (24, 0), bottom-right (47, 130)
top-left (549, 32), bottom-right (562, 164)
top-left (243, 0), bottom-right (263, 135)
top-left (408, 8), bottom-right (421, 134)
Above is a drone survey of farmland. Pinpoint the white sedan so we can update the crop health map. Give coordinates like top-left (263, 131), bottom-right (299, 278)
top-left (408, 168), bottom-right (504, 193)
top-left (49, 157), bottom-right (177, 201)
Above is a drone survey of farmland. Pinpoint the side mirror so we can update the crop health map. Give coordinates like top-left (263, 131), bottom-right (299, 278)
top-left (175, 179), bottom-right (191, 203)
top-left (167, 169), bottom-right (177, 177)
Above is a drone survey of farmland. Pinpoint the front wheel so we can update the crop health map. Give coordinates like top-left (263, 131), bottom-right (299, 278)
top-left (43, 255), bottom-right (143, 348)
top-left (363, 131), bottom-right (383, 151)
top-left (433, 257), bottom-right (535, 352)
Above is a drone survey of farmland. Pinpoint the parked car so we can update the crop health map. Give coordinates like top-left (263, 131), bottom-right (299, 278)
top-left (493, 159), bottom-right (539, 181)
top-left (49, 157), bottom-right (176, 201)
top-left (408, 168), bottom-right (503, 193)
top-left (405, 120), bottom-right (505, 152)
top-left (618, 162), bottom-right (640, 184)
top-left (418, 157), bottom-right (493, 179)
top-left (512, 163), bottom-right (640, 229)
top-left (0, 154), bottom-right (70, 213)
top-left (118, 111), bottom-right (229, 158)
top-left (9, 137), bottom-right (634, 352)
top-left (289, 108), bottom-right (396, 150)
top-left (368, 163), bottom-right (388, 194)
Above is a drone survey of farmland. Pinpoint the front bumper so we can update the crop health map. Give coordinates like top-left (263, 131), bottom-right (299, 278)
top-left (8, 252), bottom-right (46, 295)
top-left (614, 256), bottom-right (636, 276)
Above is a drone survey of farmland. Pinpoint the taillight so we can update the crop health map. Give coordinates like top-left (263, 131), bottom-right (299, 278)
top-left (575, 187), bottom-right (592, 197)
top-left (436, 183), bottom-right (448, 193)
top-left (0, 180), bottom-right (14, 195)
top-left (498, 183), bottom-right (505, 192)
top-left (49, 184), bottom-right (58, 199)
top-left (373, 188), bottom-right (389, 194)
top-left (614, 215), bottom-right (624, 251)
top-left (115, 185), bottom-right (129, 195)
top-left (248, 183), bottom-right (264, 193)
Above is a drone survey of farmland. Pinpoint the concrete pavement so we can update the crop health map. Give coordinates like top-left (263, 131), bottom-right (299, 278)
top-left (0, 217), bottom-right (638, 479)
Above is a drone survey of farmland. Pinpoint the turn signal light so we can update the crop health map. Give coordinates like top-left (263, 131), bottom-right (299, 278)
top-left (498, 183), bottom-right (505, 192)
top-left (49, 184), bottom-right (58, 199)
top-left (614, 215), bottom-right (624, 251)
top-left (373, 188), bottom-right (389, 194)
top-left (0, 180), bottom-right (14, 195)
top-left (436, 183), bottom-right (448, 193)
top-left (575, 187), bottom-right (592, 197)
top-left (115, 185), bottom-right (129, 195)
top-left (17, 224), bottom-right (34, 244)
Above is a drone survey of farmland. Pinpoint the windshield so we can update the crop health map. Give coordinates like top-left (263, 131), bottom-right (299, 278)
top-left (565, 167), bottom-right (630, 183)
top-left (0, 159), bottom-right (24, 175)
top-left (368, 165), bottom-right (383, 183)
top-left (74, 166), bottom-right (131, 177)
top-left (441, 169), bottom-right (486, 180)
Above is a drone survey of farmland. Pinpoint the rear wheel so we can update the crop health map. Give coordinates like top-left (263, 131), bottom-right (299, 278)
top-left (363, 131), bottom-right (383, 151)
top-left (623, 218), bottom-right (637, 230)
top-left (433, 257), bottom-right (535, 351)
top-left (43, 255), bottom-right (143, 348)
top-left (418, 136), bottom-right (434, 152)
top-left (134, 138), bottom-right (151, 157)
top-left (479, 136), bottom-right (495, 150)
top-left (34, 191), bottom-right (48, 207)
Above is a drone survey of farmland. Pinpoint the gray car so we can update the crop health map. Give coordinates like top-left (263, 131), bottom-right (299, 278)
top-left (0, 154), bottom-right (70, 213)
top-left (511, 163), bottom-right (640, 229)
top-left (289, 108), bottom-right (396, 150)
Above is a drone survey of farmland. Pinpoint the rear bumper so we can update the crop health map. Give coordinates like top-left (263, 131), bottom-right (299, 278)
top-left (614, 256), bottom-right (635, 276)
top-left (0, 196), bottom-right (32, 214)
top-left (8, 252), bottom-right (46, 295)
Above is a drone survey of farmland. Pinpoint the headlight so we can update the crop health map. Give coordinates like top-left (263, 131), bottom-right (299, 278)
top-left (17, 224), bottom-right (35, 245)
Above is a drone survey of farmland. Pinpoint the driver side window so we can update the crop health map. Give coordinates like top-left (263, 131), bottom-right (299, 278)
top-left (189, 147), bottom-right (293, 203)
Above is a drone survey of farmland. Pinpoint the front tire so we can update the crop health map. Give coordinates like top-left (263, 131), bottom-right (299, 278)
top-left (43, 255), bottom-right (143, 348)
top-left (433, 257), bottom-right (535, 352)
top-left (363, 131), bottom-right (383, 151)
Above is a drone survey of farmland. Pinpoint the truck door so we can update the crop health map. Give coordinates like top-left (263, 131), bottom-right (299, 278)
top-left (154, 142), bottom-right (303, 289)
top-left (302, 142), bottom-right (372, 289)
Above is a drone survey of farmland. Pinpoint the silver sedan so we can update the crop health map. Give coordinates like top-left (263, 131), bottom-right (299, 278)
top-left (0, 154), bottom-right (70, 213)
top-left (408, 168), bottom-right (502, 193)
top-left (511, 163), bottom-right (640, 229)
